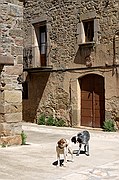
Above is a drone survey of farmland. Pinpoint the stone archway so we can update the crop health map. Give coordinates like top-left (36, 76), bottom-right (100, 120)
top-left (80, 74), bottom-right (105, 128)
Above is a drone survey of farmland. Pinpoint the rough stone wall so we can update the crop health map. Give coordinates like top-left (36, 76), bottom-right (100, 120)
top-left (23, 0), bottom-right (81, 124)
top-left (23, 0), bottom-right (119, 68)
top-left (23, 71), bottom-right (71, 125)
top-left (23, 0), bottom-right (80, 68)
top-left (78, 0), bottom-right (119, 123)
top-left (23, 0), bottom-right (119, 126)
top-left (0, 0), bottom-right (23, 145)
top-left (80, 0), bottom-right (119, 66)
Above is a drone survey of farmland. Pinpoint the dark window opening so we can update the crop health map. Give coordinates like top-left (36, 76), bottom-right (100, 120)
top-left (39, 25), bottom-right (47, 66)
top-left (22, 81), bottom-right (28, 99)
top-left (83, 20), bottom-right (94, 42)
top-left (40, 25), bottom-right (46, 55)
top-left (34, 22), bottom-right (47, 66)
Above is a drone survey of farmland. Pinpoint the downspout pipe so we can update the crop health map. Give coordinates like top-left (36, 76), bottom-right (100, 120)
top-left (113, 30), bottom-right (119, 66)
top-left (113, 35), bottom-right (116, 66)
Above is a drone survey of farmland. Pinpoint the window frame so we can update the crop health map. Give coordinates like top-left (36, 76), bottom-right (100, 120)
top-left (33, 21), bottom-right (47, 66)
top-left (77, 12), bottom-right (100, 45)
top-left (83, 19), bottom-right (94, 43)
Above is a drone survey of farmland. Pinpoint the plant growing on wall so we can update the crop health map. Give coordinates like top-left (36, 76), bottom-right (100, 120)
top-left (1, 143), bottom-right (7, 148)
top-left (21, 130), bottom-right (27, 145)
top-left (37, 114), bottom-right (46, 125)
top-left (46, 116), bottom-right (56, 126)
top-left (55, 118), bottom-right (66, 127)
top-left (37, 114), bottom-right (66, 127)
top-left (103, 119), bottom-right (116, 132)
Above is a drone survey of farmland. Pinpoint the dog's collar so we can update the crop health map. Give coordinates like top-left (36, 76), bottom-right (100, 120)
top-left (58, 143), bottom-right (68, 149)
top-left (58, 145), bottom-right (64, 149)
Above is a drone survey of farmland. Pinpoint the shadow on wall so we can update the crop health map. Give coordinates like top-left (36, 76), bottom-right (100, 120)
top-left (22, 72), bottom-right (50, 123)
top-left (74, 46), bottom-right (93, 66)
top-left (0, 65), bottom-right (4, 74)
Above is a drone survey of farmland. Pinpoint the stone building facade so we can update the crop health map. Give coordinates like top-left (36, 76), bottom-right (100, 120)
top-left (0, 0), bottom-right (23, 145)
top-left (23, 0), bottom-right (119, 128)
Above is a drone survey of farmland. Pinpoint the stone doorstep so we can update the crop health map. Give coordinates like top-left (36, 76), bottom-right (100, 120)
top-left (0, 135), bottom-right (22, 146)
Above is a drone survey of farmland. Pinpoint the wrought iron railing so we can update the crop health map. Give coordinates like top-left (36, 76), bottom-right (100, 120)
top-left (23, 46), bottom-right (48, 69)
top-left (23, 47), bottom-right (33, 69)
top-left (23, 46), bottom-right (53, 71)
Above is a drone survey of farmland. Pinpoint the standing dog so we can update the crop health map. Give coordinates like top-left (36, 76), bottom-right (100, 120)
top-left (56, 138), bottom-right (73, 166)
top-left (71, 130), bottom-right (90, 156)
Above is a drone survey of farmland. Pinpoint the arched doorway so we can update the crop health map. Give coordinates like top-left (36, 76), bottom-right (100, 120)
top-left (80, 74), bottom-right (105, 128)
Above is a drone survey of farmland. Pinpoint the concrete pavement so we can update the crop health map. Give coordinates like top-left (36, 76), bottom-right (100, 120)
top-left (0, 122), bottom-right (119, 180)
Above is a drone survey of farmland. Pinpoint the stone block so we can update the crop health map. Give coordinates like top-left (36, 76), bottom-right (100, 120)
top-left (80, 11), bottom-right (96, 21)
top-left (9, 29), bottom-right (23, 38)
top-left (5, 112), bottom-right (22, 123)
top-left (4, 104), bottom-right (22, 113)
top-left (15, 38), bottom-right (23, 46)
top-left (116, 111), bottom-right (119, 118)
top-left (11, 45), bottom-right (23, 56)
top-left (8, 4), bottom-right (23, 17)
top-left (105, 111), bottom-right (112, 121)
top-left (72, 109), bottom-right (78, 127)
top-left (0, 55), bottom-right (14, 65)
top-left (4, 64), bottom-right (23, 75)
top-left (13, 123), bottom-right (22, 134)
top-left (0, 123), bottom-right (11, 136)
top-left (0, 105), bottom-right (4, 114)
top-left (31, 15), bottom-right (47, 24)
top-left (0, 135), bottom-right (22, 145)
top-left (3, 84), bottom-right (13, 91)
top-left (4, 90), bottom-right (22, 103)
top-left (13, 18), bottom-right (23, 29)
top-left (0, 122), bottom-right (22, 136)
top-left (17, 55), bottom-right (23, 64)
top-left (0, 114), bottom-right (4, 122)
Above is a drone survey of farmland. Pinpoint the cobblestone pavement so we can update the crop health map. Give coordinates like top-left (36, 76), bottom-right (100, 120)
top-left (0, 123), bottom-right (119, 180)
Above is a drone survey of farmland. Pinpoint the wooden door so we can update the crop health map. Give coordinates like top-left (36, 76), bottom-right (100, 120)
top-left (81, 74), bottom-right (105, 128)
top-left (40, 54), bottom-right (46, 66)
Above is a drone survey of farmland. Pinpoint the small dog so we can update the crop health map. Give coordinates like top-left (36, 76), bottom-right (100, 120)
top-left (56, 138), bottom-right (73, 166)
top-left (71, 130), bottom-right (90, 156)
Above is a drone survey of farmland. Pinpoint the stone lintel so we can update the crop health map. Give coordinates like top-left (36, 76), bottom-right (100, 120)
top-left (31, 15), bottom-right (47, 24)
top-left (80, 11), bottom-right (96, 21)
top-left (0, 55), bottom-right (14, 65)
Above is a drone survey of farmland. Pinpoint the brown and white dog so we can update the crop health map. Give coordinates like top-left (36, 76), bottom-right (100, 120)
top-left (56, 138), bottom-right (73, 166)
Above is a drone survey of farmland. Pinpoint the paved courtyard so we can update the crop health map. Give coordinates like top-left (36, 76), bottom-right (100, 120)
top-left (0, 123), bottom-right (119, 180)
